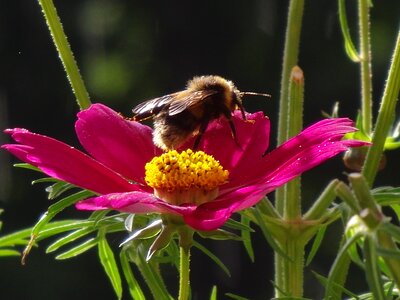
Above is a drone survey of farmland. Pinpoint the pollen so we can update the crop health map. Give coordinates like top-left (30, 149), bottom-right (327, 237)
top-left (145, 149), bottom-right (229, 192)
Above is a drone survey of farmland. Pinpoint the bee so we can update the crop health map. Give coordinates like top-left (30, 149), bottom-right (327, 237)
top-left (131, 75), bottom-right (270, 150)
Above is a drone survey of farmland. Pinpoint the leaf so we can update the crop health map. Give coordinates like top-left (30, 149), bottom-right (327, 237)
top-left (252, 208), bottom-right (291, 261)
top-left (120, 249), bottom-right (146, 300)
top-left (55, 237), bottom-right (98, 260)
top-left (98, 230), bottom-right (123, 299)
top-left (225, 293), bottom-right (249, 300)
top-left (209, 286), bottom-right (217, 300)
top-left (46, 227), bottom-right (95, 253)
top-left (306, 225), bottom-right (327, 266)
top-left (45, 181), bottom-right (75, 199)
top-left (338, 0), bottom-right (361, 62)
top-left (13, 163), bottom-right (41, 172)
top-left (193, 240), bottom-right (230, 277)
top-left (363, 236), bottom-right (386, 300)
top-left (197, 229), bottom-right (242, 241)
top-left (223, 218), bottom-right (254, 232)
top-left (32, 190), bottom-right (94, 237)
top-left (0, 249), bottom-right (21, 257)
top-left (324, 233), bottom-right (363, 299)
top-left (381, 223), bottom-right (400, 242)
top-left (240, 215), bottom-right (254, 262)
top-left (312, 271), bottom-right (359, 299)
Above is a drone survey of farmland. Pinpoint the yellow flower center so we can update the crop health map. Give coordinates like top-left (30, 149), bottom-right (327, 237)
top-left (145, 149), bottom-right (229, 205)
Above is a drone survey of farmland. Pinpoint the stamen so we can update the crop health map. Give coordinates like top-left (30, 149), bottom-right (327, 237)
top-left (145, 149), bottom-right (229, 205)
top-left (145, 149), bottom-right (228, 191)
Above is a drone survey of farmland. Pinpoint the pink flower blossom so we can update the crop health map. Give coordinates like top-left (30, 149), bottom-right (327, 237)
top-left (2, 104), bottom-right (367, 231)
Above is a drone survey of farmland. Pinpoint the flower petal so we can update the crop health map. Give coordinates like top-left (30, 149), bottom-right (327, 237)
top-left (214, 118), bottom-right (369, 212)
top-left (182, 111), bottom-right (270, 188)
top-left (75, 103), bottom-right (161, 184)
top-left (76, 191), bottom-right (196, 215)
top-left (2, 128), bottom-right (140, 194)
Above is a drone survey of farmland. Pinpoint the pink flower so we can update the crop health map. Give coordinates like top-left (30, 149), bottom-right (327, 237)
top-left (2, 104), bottom-right (366, 231)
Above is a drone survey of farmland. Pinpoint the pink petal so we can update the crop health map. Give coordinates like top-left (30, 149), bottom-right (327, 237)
top-left (2, 128), bottom-right (140, 194)
top-left (213, 118), bottom-right (369, 212)
top-left (75, 103), bottom-right (161, 184)
top-left (76, 191), bottom-right (196, 215)
top-left (181, 111), bottom-right (271, 188)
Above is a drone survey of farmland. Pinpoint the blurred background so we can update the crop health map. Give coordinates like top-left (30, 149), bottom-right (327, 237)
top-left (0, 0), bottom-right (399, 299)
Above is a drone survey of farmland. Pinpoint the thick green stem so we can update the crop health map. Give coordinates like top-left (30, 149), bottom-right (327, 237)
top-left (275, 0), bottom-right (305, 214)
top-left (362, 30), bottom-right (400, 185)
top-left (275, 1), bottom-right (305, 296)
top-left (284, 66), bottom-right (304, 220)
top-left (283, 238), bottom-right (305, 297)
top-left (358, 0), bottom-right (373, 134)
top-left (38, 0), bottom-right (91, 109)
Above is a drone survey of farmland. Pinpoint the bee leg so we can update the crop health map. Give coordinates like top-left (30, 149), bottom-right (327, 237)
top-left (193, 121), bottom-right (210, 150)
top-left (234, 99), bottom-right (247, 121)
top-left (228, 119), bottom-right (243, 150)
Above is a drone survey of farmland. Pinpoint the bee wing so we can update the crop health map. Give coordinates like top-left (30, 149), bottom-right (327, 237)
top-left (168, 90), bottom-right (218, 116)
top-left (132, 92), bottom-right (179, 120)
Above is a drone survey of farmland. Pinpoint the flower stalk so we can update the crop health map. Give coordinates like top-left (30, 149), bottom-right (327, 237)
top-left (362, 29), bottom-right (400, 185)
top-left (358, 0), bottom-right (373, 134)
top-left (178, 227), bottom-right (193, 300)
top-left (38, 0), bottom-right (91, 110)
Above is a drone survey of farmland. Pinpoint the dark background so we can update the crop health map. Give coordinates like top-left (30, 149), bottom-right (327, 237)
top-left (0, 1), bottom-right (399, 299)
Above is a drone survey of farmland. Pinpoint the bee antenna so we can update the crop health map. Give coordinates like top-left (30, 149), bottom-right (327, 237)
top-left (240, 92), bottom-right (271, 98)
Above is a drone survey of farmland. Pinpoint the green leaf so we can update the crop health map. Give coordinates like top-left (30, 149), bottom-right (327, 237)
top-left (197, 229), bottom-right (242, 241)
top-left (193, 240), bottom-right (230, 277)
top-left (120, 249), bottom-right (146, 300)
top-left (338, 0), bottom-right (361, 62)
top-left (363, 236), bottom-right (386, 300)
top-left (46, 227), bottom-right (95, 253)
top-left (120, 219), bottom-right (162, 247)
top-left (381, 222), bottom-right (400, 242)
top-left (55, 238), bottom-right (98, 260)
top-left (46, 181), bottom-right (76, 199)
top-left (324, 233), bottom-right (363, 299)
top-left (32, 190), bottom-right (94, 237)
top-left (312, 271), bottom-right (359, 299)
top-left (37, 220), bottom-right (94, 240)
top-left (13, 163), bottom-right (41, 172)
top-left (225, 293), bottom-right (249, 300)
top-left (252, 208), bottom-right (291, 261)
top-left (240, 215), bottom-right (254, 262)
top-left (98, 230), bottom-right (123, 299)
top-left (223, 218), bottom-right (254, 232)
top-left (0, 249), bottom-right (21, 257)
top-left (209, 286), bottom-right (217, 300)
top-left (306, 225), bottom-right (327, 266)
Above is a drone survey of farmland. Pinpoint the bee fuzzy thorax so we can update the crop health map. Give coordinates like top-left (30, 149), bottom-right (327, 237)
top-left (187, 75), bottom-right (239, 107)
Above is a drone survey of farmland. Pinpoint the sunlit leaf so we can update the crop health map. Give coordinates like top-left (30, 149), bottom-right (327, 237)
top-left (55, 238), bottom-right (97, 260)
top-left (98, 230), bottom-right (123, 299)
top-left (120, 249), bottom-right (146, 300)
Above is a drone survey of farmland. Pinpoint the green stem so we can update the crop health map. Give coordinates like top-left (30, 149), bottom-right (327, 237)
top-left (277, 0), bottom-right (305, 147)
top-left (275, 1), bottom-right (305, 296)
top-left (38, 0), bottom-right (91, 110)
top-left (358, 0), bottom-right (373, 134)
top-left (284, 66), bottom-right (304, 220)
top-left (178, 228), bottom-right (193, 300)
top-left (362, 29), bottom-right (400, 185)
top-left (284, 238), bottom-right (305, 297)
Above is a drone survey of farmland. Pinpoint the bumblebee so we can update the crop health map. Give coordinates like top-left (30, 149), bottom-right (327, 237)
top-left (132, 75), bottom-right (269, 150)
